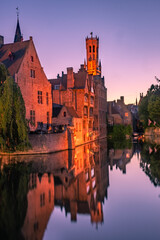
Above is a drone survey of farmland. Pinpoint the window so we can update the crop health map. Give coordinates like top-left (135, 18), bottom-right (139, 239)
top-left (64, 111), bottom-right (66, 117)
top-left (30, 110), bottom-right (35, 126)
top-left (93, 45), bottom-right (95, 52)
top-left (86, 185), bottom-right (90, 194)
top-left (54, 85), bottom-right (60, 90)
top-left (31, 56), bottom-right (34, 62)
top-left (84, 106), bottom-right (88, 116)
top-left (38, 91), bottom-right (42, 104)
top-left (89, 55), bottom-right (92, 61)
top-left (89, 107), bottom-right (93, 116)
top-left (46, 92), bottom-right (49, 105)
top-left (40, 193), bottom-right (45, 207)
top-left (33, 222), bottom-right (39, 232)
top-left (89, 45), bottom-right (92, 53)
top-left (49, 190), bottom-right (51, 203)
top-left (90, 96), bottom-right (94, 105)
top-left (91, 167), bottom-right (95, 178)
top-left (85, 171), bottom-right (89, 182)
top-left (91, 86), bottom-right (94, 93)
top-left (84, 94), bottom-right (88, 103)
top-left (47, 112), bottom-right (49, 124)
top-left (30, 69), bottom-right (35, 78)
top-left (79, 123), bottom-right (81, 132)
top-left (92, 179), bottom-right (96, 189)
top-left (29, 173), bottom-right (37, 189)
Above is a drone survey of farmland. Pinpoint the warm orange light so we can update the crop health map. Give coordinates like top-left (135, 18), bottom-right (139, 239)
top-left (126, 153), bottom-right (130, 158)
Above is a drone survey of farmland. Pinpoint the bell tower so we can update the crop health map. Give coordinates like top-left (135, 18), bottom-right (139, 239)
top-left (86, 32), bottom-right (101, 76)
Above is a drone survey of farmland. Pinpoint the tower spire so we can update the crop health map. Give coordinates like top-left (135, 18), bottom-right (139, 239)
top-left (14, 7), bottom-right (23, 43)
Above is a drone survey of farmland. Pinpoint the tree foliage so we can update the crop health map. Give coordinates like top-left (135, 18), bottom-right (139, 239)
top-left (109, 124), bottom-right (132, 141)
top-left (0, 65), bottom-right (30, 151)
top-left (0, 161), bottom-right (30, 239)
top-left (0, 63), bottom-right (8, 87)
top-left (139, 84), bottom-right (160, 128)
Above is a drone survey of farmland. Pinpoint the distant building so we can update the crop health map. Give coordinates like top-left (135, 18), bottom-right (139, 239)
top-left (0, 16), bottom-right (52, 131)
top-left (107, 96), bottom-right (132, 126)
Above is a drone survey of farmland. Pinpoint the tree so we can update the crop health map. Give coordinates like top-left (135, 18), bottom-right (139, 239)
top-left (0, 63), bottom-right (8, 87)
top-left (139, 83), bottom-right (160, 128)
top-left (139, 96), bottom-right (149, 128)
top-left (148, 95), bottom-right (160, 125)
top-left (0, 70), bottom-right (30, 151)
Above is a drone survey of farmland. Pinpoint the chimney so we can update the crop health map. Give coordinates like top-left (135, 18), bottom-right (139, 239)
top-left (67, 67), bottom-right (74, 88)
top-left (29, 36), bottom-right (33, 41)
top-left (120, 96), bottom-right (124, 103)
top-left (80, 64), bottom-right (85, 70)
top-left (0, 35), bottom-right (4, 48)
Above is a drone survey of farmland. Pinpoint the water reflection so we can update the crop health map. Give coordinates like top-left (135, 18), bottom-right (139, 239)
top-left (140, 142), bottom-right (160, 186)
top-left (0, 140), bottom-right (160, 239)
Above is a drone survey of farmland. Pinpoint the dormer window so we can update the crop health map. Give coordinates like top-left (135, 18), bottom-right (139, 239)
top-left (54, 85), bottom-right (60, 90)
top-left (31, 56), bottom-right (34, 62)
top-left (8, 51), bottom-right (15, 60)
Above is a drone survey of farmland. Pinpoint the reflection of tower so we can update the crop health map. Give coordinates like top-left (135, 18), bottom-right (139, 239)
top-left (86, 32), bottom-right (101, 76)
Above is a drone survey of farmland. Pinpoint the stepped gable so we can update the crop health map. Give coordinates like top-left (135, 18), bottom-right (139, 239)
top-left (0, 40), bottom-right (29, 76)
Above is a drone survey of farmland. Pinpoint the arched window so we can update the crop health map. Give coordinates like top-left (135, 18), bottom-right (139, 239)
top-left (89, 45), bottom-right (92, 53)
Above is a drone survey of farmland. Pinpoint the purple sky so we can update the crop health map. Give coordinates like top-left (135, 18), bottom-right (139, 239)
top-left (1, 0), bottom-right (160, 103)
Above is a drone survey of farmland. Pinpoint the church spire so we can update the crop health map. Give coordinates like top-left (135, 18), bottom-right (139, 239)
top-left (14, 7), bottom-right (23, 43)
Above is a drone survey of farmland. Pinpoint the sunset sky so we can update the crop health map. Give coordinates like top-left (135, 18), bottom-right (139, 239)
top-left (1, 0), bottom-right (160, 103)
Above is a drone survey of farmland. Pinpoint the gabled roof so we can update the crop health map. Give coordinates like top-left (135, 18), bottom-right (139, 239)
top-left (52, 104), bottom-right (80, 119)
top-left (52, 103), bottom-right (63, 117)
top-left (0, 40), bottom-right (30, 76)
top-left (66, 106), bottom-right (80, 118)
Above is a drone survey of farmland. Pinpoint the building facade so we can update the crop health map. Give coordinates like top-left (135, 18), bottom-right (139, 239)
top-left (85, 33), bottom-right (107, 138)
top-left (107, 96), bottom-right (132, 126)
top-left (0, 18), bottom-right (52, 131)
top-left (49, 65), bottom-right (95, 144)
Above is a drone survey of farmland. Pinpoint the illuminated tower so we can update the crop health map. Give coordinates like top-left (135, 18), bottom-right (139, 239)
top-left (86, 32), bottom-right (101, 76)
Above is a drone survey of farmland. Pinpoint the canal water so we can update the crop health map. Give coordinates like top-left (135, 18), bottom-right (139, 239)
top-left (0, 140), bottom-right (160, 240)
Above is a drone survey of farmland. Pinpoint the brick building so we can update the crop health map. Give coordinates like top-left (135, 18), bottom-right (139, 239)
top-left (49, 33), bottom-right (107, 142)
top-left (85, 33), bottom-right (107, 138)
top-left (107, 96), bottom-right (132, 126)
top-left (0, 17), bottom-right (52, 131)
top-left (49, 65), bottom-right (95, 144)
